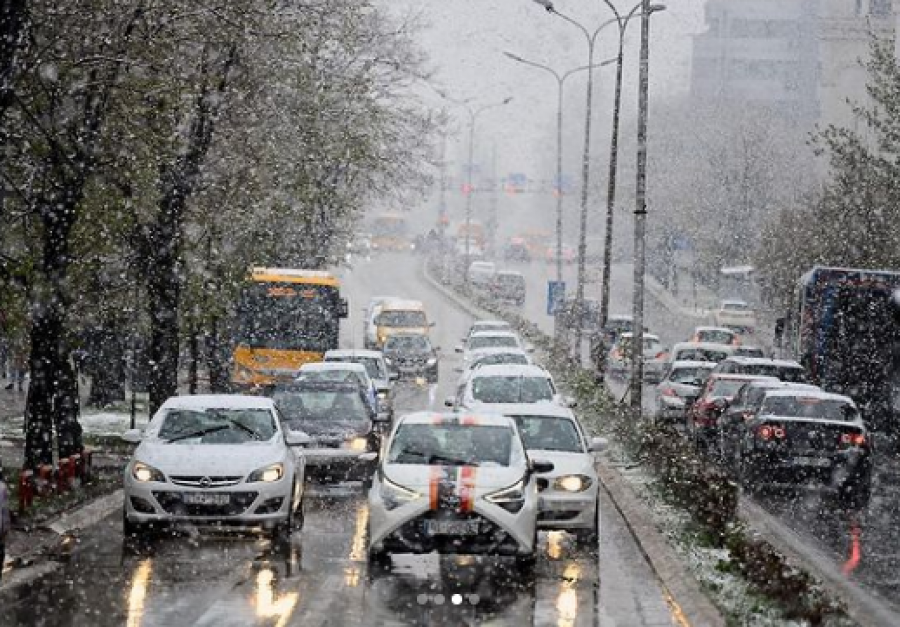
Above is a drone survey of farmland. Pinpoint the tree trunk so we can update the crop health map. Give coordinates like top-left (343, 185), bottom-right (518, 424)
top-left (24, 312), bottom-right (60, 469)
top-left (206, 316), bottom-right (230, 393)
top-left (55, 357), bottom-right (82, 459)
top-left (86, 324), bottom-right (126, 407)
top-left (0, 0), bottom-right (29, 119)
top-left (188, 325), bottom-right (199, 395)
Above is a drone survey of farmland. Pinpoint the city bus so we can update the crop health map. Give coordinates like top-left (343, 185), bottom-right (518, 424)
top-left (371, 213), bottom-right (411, 251)
top-left (231, 267), bottom-right (348, 389)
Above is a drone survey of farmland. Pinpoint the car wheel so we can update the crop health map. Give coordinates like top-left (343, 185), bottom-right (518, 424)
top-left (573, 508), bottom-right (599, 549)
top-left (271, 505), bottom-right (294, 548)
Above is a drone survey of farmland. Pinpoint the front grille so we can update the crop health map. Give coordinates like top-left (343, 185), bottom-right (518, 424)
top-left (170, 476), bottom-right (243, 488)
top-left (539, 510), bottom-right (581, 522)
top-left (152, 491), bottom-right (258, 517)
top-left (384, 511), bottom-right (520, 555)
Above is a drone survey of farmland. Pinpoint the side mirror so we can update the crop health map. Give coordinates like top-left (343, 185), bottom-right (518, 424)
top-left (589, 437), bottom-right (608, 453)
top-left (284, 430), bottom-right (312, 446)
top-left (358, 452), bottom-right (378, 463)
top-left (121, 428), bottom-right (143, 444)
top-left (444, 396), bottom-right (455, 408)
top-left (531, 459), bottom-right (555, 474)
top-left (429, 322), bottom-right (436, 328)
top-left (455, 346), bottom-right (464, 353)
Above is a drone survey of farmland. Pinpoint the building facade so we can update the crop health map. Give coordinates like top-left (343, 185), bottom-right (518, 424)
top-left (691, 0), bottom-right (895, 129)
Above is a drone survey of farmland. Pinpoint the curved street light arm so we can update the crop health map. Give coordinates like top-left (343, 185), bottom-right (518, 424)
top-left (503, 52), bottom-right (562, 85)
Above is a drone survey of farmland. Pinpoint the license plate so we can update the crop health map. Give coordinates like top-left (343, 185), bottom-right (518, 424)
top-left (183, 492), bottom-right (231, 506)
top-left (793, 456), bottom-right (831, 468)
top-left (423, 520), bottom-right (480, 536)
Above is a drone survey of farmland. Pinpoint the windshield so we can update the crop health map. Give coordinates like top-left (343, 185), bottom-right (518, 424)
top-left (722, 302), bottom-right (749, 311)
top-left (385, 335), bottom-right (430, 352)
top-left (698, 330), bottom-right (734, 344)
top-left (514, 416), bottom-right (583, 453)
top-left (377, 310), bottom-right (427, 327)
top-left (742, 364), bottom-right (806, 383)
top-left (157, 408), bottom-right (276, 443)
top-left (676, 348), bottom-right (730, 362)
top-left (388, 424), bottom-right (513, 466)
top-left (273, 389), bottom-right (370, 423)
top-left (471, 375), bottom-right (554, 403)
top-left (236, 282), bottom-right (340, 352)
top-left (669, 366), bottom-right (713, 385)
top-left (469, 335), bottom-right (518, 350)
top-left (760, 396), bottom-right (859, 421)
top-left (710, 380), bottom-right (750, 398)
top-left (325, 356), bottom-right (386, 380)
top-left (298, 369), bottom-right (366, 387)
top-left (472, 353), bottom-right (529, 368)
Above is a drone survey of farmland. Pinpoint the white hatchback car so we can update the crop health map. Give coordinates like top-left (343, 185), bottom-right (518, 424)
top-left (367, 411), bottom-right (553, 571)
top-left (122, 395), bottom-right (307, 545)
top-left (456, 330), bottom-right (527, 369)
top-left (504, 404), bottom-right (605, 544)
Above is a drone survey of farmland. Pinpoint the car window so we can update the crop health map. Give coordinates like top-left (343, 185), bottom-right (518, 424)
top-left (273, 390), bottom-right (370, 423)
top-left (469, 335), bottom-right (519, 350)
top-left (325, 356), bottom-right (385, 379)
top-left (157, 408), bottom-right (276, 443)
top-left (514, 416), bottom-right (583, 453)
top-left (677, 348), bottom-right (730, 362)
top-left (299, 369), bottom-right (367, 387)
top-left (472, 353), bottom-right (529, 368)
top-left (699, 330), bottom-right (734, 344)
top-left (709, 380), bottom-right (748, 398)
top-left (471, 375), bottom-right (554, 403)
top-left (385, 335), bottom-right (430, 351)
top-left (742, 364), bottom-right (805, 382)
top-left (377, 310), bottom-right (427, 326)
top-left (388, 424), bottom-right (514, 467)
top-left (669, 366), bottom-right (713, 384)
top-left (760, 396), bottom-right (858, 421)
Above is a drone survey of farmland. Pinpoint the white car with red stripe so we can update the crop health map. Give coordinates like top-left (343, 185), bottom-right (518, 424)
top-left (366, 412), bottom-right (553, 571)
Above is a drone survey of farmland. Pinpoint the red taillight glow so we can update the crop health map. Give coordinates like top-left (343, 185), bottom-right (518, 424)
top-left (757, 425), bottom-right (786, 441)
top-left (662, 387), bottom-right (678, 398)
top-left (840, 433), bottom-right (866, 447)
top-left (655, 351), bottom-right (669, 360)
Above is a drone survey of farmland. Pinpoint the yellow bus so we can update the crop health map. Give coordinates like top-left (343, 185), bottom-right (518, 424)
top-left (371, 213), bottom-right (411, 251)
top-left (231, 267), bottom-right (348, 389)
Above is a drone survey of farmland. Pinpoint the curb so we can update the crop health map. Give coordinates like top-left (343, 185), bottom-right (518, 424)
top-left (739, 499), bottom-right (900, 627)
top-left (420, 259), bottom-right (725, 627)
top-left (597, 464), bottom-right (726, 627)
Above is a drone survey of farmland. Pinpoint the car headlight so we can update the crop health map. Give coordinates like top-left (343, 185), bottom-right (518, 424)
top-left (345, 437), bottom-right (369, 451)
top-left (132, 461), bottom-right (166, 483)
top-left (377, 391), bottom-right (388, 400)
top-left (426, 358), bottom-right (437, 366)
top-left (553, 475), bottom-right (593, 493)
top-left (485, 479), bottom-right (526, 513)
top-left (247, 462), bottom-right (285, 483)
top-left (384, 357), bottom-right (394, 365)
top-left (381, 476), bottom-right (422, 510)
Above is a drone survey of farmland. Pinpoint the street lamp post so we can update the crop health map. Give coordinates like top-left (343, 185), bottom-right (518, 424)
top-left (598, 2), bottom-right (666, 334)
top-left (532, 1), bottom-right (622, 357)
top-left (462, 97), bottom-right (513, 289)
top-left (501, 53), bottom-right (610, 287)
top-left (629, 0), bottom-right (662, 409)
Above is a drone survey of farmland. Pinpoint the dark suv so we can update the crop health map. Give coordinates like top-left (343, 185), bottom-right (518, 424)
top-left (382, 333), bottom-right (439, 383)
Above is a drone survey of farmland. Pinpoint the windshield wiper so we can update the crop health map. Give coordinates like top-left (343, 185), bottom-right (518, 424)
top-left (164, 424), bottom-right (230, 443)
top-left (225, 418), bottom-right (262, 440)
top-left (429, 454), bottom-right (479, 467)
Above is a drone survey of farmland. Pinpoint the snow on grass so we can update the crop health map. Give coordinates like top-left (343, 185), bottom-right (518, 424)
top-left (0, 410), bottom-right (150, 439)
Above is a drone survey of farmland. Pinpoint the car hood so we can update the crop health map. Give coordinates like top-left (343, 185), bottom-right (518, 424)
top-left (136, 440), bottom-right (285, 477)
top-left (292, 420), bottom-right (371, 439)
top-left (384, 463), bottom-right (524, 494)
top-left (525, 450), bottom-right (593, 478)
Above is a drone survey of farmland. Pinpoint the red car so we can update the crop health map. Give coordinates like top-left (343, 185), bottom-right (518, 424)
top-left (687, 373), bottom-right (777, 452)
top-left (545, 244), bottom-right (576, 265)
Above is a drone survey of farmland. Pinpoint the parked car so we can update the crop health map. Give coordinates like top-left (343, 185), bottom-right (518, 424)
top-left (121, 395), bottom-right (307, 545)
top-left (686, 374), bottom-right (777, 451)
top-left (271, 380), bottom-right (385, 484)
top-left (718, 380), bottom-right (820, 463)
top-left (506, 404), bottom-right (606, 544)
top-left (734, 390), bottom-right (872, 507)
top-left (713, 299), bottom-right (757, 333)
top-left (367, 411), bottom-right (553, 571)
top-left (654, 360), bottom-right (717, 424)
top-left (607, 332), bottom-right (669, 382)
top-left (490, 270), bottom-right (527, 305)
top-left (323, 349), bottom-right (398, 418)
top-left (382, 333), bottom-right (440, 383)
top-left (711, 357), bottom-right (807, 383)
top-left (690, 326), bottom-right (740, 346)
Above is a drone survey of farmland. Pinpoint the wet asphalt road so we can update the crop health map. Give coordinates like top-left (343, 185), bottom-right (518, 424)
top-left (1, 254), bottom-right (679, 627)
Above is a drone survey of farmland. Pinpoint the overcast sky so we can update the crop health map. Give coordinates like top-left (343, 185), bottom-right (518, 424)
top-left (384, 0), bottom-right (708, 180)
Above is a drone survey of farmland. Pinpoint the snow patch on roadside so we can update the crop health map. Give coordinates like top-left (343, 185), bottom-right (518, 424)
top-left (0, 411), bottom-right (149, 439)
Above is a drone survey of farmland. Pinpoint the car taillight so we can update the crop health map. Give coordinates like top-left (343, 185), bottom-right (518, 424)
top-left (655, 351), bottom-right (669, 360)
top-left (840, 432), bottom-right (866, 447)
top-left (757, 425), bottom-right (786, 441)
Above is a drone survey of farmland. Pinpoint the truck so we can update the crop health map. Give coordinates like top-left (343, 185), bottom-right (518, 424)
top-left (777, 266), bottom-right (900, 439)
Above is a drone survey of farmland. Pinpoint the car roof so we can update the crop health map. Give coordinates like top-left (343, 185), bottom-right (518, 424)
top-left (673, 341), bottom-right (735, 352)
top-left (744, 380), bottom-right (818, 391)
top-left (473, 319), bottom-right (510, 327)
top-left (161, 394), bottom-right (275, 410)
top-left (493, 404), bottom-right (575, 419)
top-left (469, 347), bottom-right (527, 356)
top-left (470, 330), bottom-right (519, 339)
top-left (721, 356), bottom-right (802, 367)
top-left (325, 349), bottom-right (384, 360)
top-left (471, 364), bottom-right (550, 378)
top-left (380, 299), bottom-right (425, 311)
top-left (607, 314), bottom-right (633, 322)
top-left (762, 389), bottom-right (856, 405)
top-left (275, 380), bottom-right (364, 393)
top-left (496, 270), bottom-right (524, 278)
top-left (397, 411), bottom-right (515, 428)
top-left (300, 362), bottom-right (367, 373)
top-left (710, 374), bottom-right (779, 382)
top-left (621, 332), bottom-right (660, 341)
top-left (670, 360), bottom-right (718, 369)
top-left (722, 299), bottom-right (749, 306)
top-left (694, 326), bottom-right (736, 333)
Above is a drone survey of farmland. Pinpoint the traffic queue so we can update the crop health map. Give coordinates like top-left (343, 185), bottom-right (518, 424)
top-left (119, 287), bottom-right (606, 577)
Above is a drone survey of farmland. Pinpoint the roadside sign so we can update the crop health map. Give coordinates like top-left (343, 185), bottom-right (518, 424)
top-left (548, 281), bottom-right (566, 315)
